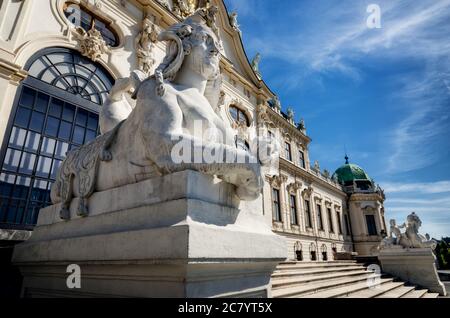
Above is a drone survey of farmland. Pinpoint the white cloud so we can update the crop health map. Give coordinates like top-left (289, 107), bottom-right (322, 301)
top-left (382, 180), bottom-right (450, 194)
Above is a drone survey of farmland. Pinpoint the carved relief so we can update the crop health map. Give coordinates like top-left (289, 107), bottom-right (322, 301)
top-left (269, 175), bottom-right (288, 188)
top-left (301, 185), bottom-right (314, 198)
top-left (287, 181), bottom-right (302, 194)
top-left (135, 12), bottom-right (159, 76)
top-left (73, 22), bottom-right (110, 62)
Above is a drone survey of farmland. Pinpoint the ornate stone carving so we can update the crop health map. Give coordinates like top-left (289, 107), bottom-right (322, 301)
top-left (73, 22), bottom-right (110, 62)
top-left (301, 185), bottom-right (314, 198)
top-left (251, 53), bottom-right (261, 79)
top-left (379, 212), bottom-right (437, 249)
top-left (135, 13), bottom-right (159, 76)
top-left (287, 181), bottom-right (302, 193)
top-left (52, 7), bottom-right (273, 218)
top-left (51, 122), bottom-right (122, 220)
top-left (156, 0), bottom-right (170, 10)
top-left (268, 175), bottom-right (287, 188)
top-left (173, 0), bottom-right (210, 19)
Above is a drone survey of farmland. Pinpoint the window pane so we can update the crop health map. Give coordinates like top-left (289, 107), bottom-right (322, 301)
top-left (35, 93), bottom-right (49, 112)
top-left (62, 103), bottom-right (75, 121)
top-left (40, 137), bottom-right (56, 157)
top-left (73, 125), bottom-right (85, 144)
top-left (45, 117), bottom-right (59, 137)
top-left (14, 107), bottom-right (31, 128)
top-left (19, 87), bottom-right (35, 108)
top-left (29, 111), bottom-right (45, 132)
top-left (55, 141), bottom-right (69, 159)
top-left (0, 173), bottom-right (15, 197)
top-left (87, 113), bottom-right (98, 130)
top-left (49, 98), bottom-right (63, 117)
top-left (76, 109), bottom-right (88, 126)
top-left (50, 159), bottom-right (62, 180)
top-left (58, 121), bottom-right (72, 140)
top-left (85, 129), bottom-right (96, 143)
top-left (3, 149), bottom-right (21, 172)
top-left (8, 127), bottom-right (27, 149)
top-left (35, 156), bottom-right (52, 178)
top-left (18, 152), bottom-right (36, 174)
top-left (24, 131), bottom-right (41, 153)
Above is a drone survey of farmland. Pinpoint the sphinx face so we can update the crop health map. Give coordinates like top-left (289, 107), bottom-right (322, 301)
top-left (184, 25), bottom-right (221, 80)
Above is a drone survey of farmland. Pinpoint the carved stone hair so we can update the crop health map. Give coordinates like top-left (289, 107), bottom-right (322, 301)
top-left (155, 7), bottom-right (223, 108)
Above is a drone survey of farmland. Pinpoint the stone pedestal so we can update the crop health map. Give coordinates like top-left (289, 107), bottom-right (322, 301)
top-left (13, 170), bottom-right (287, 297)
top-left (379, 247), bottom-right (447, 296)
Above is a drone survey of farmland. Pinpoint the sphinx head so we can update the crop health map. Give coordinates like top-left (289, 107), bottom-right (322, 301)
top-left (156, 7), bottom-right (223, 82)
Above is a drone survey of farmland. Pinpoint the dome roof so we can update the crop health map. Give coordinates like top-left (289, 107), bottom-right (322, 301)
top-left (332, 156), bottom-right (371, 185)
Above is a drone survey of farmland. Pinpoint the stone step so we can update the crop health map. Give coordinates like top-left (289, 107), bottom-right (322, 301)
top-left (272, 269), bottom-right (370, 289)
top-left (276, 262), bottom-right (363, 271)
top-left (421, 293), bottom-right (439, 298)
top-left (272, 266), bottom-right (366, 279)
top-left (376, 285), bottom-right (416, 298)
top-left (272, 272), bottom-right (382, 298)
top-left (339, 281), bottom-right (405, 298)
top-left (298, 278), bottom-right (393, 298)
top-left (401, 289), bottom-right (428, 298)
top-left (280, 260), bottom-right (357, 265)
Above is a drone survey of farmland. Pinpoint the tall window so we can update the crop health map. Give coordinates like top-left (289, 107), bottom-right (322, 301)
top-left (298, 150), bottom-right (305, 168)
top-left (285, 142), bottom-right (292, 161)
top-left (304, 199), bottom-right (312, 228)
top-left (289, 194), bottom-right (298, 225)
top-left (64, 3), bottom-right (118, 47)
top-left (344, 214), bottom-right (351, 235)
top-left (0, 48), bottom-right (114, 230)
top-left (337, 211), bottom-right (343, 234)
top-left (327, 208), bottom-right (334, 233)
top-left (366, 215), bottom-right (378, 236)
top-left (317, 204), bottom-right (324, 230)
top-left (229, 105), bottom-right (249, 127)
top-left (272, 188), bottom-right (281, 222)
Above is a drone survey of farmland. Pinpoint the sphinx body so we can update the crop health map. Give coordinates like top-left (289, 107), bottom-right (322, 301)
top-left (50, 7), bottom-right (266, 219)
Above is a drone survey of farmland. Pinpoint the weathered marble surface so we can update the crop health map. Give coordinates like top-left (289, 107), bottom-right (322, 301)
top-left (13, 170), bottom-right (286, 297)
top-left (379, 247), bottom-right (447, 296)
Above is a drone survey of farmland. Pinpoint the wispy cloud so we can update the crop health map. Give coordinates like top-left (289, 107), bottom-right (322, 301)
top-left (382, 180), bottom-right (450, 194)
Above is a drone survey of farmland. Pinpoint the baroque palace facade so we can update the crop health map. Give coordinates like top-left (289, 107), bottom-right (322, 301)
top-left (0, 0), bottom-right (386, 267)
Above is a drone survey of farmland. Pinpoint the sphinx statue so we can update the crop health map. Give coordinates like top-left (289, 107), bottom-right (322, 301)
top-left (379, 212), bottom-right (437, 250)
top-left (51, 7), bottom-right (270, 220)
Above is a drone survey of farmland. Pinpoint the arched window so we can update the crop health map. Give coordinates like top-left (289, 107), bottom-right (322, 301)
top-left (229, 105), bottom-right (250, 127)
top-left (309, 243), bottom-right (317, 261)
top-left (63, 2), bottom-right (118, 47)
top-left (0, 48), bottom-right (114, 229)
top-left (294, 241), bottom-right (303, 261)
top-left (321, 244), bottom-right (328, 261)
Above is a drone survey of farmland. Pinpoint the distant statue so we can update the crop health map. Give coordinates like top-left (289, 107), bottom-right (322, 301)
top-left (251, 53), bottom-right (261, 78)
top-left (135, 15), bottom-right (158, 76)
top-left (269, 95), bottom-right (281, 111)
top-left (297, 118), bottom-right (306, 132)
top-left (379, 212), bottom-right (437, 250)
top-left (313, 160), bottom-right (320, 172)
top-left (229, 11), bottom-right (240, 32)
top-left (286, 107), bottom-right (294, 121)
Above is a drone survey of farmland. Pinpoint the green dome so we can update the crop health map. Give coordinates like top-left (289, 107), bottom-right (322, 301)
top-left (332, 156), bottom-right (371, 185)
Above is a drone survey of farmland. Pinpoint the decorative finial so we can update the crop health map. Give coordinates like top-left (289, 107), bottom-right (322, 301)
top-left (345, 154), bottom-right (349, 164)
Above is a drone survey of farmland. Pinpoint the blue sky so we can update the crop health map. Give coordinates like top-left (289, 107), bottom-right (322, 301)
top-left (223, 0), bottom-right (450, 238)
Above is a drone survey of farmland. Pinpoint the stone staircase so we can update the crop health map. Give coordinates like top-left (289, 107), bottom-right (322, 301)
top-left (271, 260), bottom-right (439, 298)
